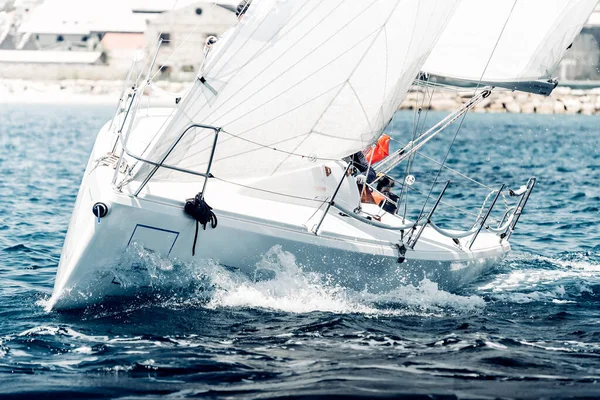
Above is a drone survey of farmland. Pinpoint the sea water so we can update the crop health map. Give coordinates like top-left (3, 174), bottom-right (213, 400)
top-left (0, 104), bottom-right (598, 399)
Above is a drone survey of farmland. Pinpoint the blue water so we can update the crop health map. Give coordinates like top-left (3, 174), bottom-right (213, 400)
top-left (1, 104), bottom-right (599, 399)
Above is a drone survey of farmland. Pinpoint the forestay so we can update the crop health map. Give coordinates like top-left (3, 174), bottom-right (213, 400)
top-left (421, 0), bottom-right (598, 94)
top-left (133, 0), bottom-right (458, 183)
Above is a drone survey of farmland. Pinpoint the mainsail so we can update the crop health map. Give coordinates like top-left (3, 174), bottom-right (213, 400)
top-left (421, 0), bottom-right (598, 95)
top-left (132, 0), bottom-right (459, 183)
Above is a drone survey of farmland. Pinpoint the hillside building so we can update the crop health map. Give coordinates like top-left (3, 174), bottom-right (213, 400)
top-left (145, 2), bottom-right (237, 81)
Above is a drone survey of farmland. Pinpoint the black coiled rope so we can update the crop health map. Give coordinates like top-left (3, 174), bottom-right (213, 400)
top-left (184, 193), bottom-right (217, 256)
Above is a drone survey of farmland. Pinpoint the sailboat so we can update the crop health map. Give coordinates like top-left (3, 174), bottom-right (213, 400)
top-left (47, 0), bottom-right (598, 310)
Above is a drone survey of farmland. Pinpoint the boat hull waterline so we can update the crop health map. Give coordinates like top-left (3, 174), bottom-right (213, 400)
top-left (48, 120), bottom-right (509, 310)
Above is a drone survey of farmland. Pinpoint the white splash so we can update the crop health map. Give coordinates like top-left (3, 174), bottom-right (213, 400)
top-left (477, 252), bottom-right (600, 303)
top-left (203, 246), bottom-right (485, 316)
top-left (358, 279), bottom-right (486, 315)
top-left (204, 246), bottom-right (379, 314)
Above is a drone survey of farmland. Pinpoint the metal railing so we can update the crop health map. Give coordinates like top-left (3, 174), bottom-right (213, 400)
top-left (132, 124), bottom-right (220, 197)
top-left (502, 177), bottom-right (536, 241)
top-left (408, 180), bottom-right (450, 249)
top-left (111, 123), bottom-right (221, 197)
top-left (323, 177), bottom-right (536, 250)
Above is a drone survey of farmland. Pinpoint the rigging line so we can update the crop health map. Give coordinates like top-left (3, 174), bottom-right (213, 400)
top-left (212, 176), bottom-right (325, 203)
top-left (306, 198), bottom-right (331, 226)
top-left (404, 85), bottom-right (435, 216)
top-left (396, 84), bottom-right (428, 218)
top-left (383, 178), bottom-right (481, 220)
top-left (388, 134), bottom-right (498, 191)
top-left (411, 183), bottom-right (484, 220)
top-left (373, 170), bottom-right (501, 222)
top-left (408, 100), bottom-right (474, 232)
top-left (411, 0), bottom-right (518, 232)
top-left (174, 84), bottom-right (345, 165)
top-left (205, 0), bottom-right (383, 128)
top-left (417, 85), bottom-right (436, 138)
top-left (217, 129), bottom-right (341, 162)
top-left (419, 152), bottom-right (498, 191)
top-left (409, 85), bottom-right (435, 185)
top-left (407, 185), bottom-right (479, 220)
top-left (473, 0), bottom-right (518, 97)
top-left (401, 85), bottom-right (427, 218)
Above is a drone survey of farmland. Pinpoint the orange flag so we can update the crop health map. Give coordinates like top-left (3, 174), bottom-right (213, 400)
top-left (364, 134), bottom-right (390, 164)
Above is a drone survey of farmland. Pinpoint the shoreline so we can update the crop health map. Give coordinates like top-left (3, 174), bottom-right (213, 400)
top-left (0, 79), bottom-right (187, 106)
top-left (3, 79), bottom-right (600, 114)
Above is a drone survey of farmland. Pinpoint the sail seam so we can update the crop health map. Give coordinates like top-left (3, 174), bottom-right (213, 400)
top-left (205, 0), bottom-right (381, 128)
top-left (270, 0), bottom-right (407, 173)
top-left (174, 84), bottom-right (345, 166)
top-left (209, 0), bottom-right (337, 86)
top-left (381, 26), bottom-right (389, 137)
top-left (348, 82), bottom-right (374, 137)
top-left (193, 0), bottom-right (328, 123)
top-left (207, 26), bottom-right (383, 132)
top-left (269, 20), bottom-right (389, 175)
top-left (194, 132), bottom-right (314, 164)
top-left (202, 1), bottom-right (275, 80)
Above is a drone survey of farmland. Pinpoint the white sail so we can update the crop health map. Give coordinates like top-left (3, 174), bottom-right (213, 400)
top-left (132, 0), bottom-right (459, 182)
top-left (422, 0), bottom-right (598, 94)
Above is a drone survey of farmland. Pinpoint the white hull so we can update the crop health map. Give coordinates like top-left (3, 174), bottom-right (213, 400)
top-left (48, 111), bottom-right (510, 310)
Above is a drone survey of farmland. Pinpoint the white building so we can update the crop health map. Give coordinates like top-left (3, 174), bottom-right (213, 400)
top-left (558, 4), bottom-right (600, 81)
top-left (145, 1), bottom-right (237, 80)
top-left (17, 0), bottom-right (145, 51)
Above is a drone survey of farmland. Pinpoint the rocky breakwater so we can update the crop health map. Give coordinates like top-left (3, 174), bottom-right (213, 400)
top-left (399, 86), bottom-right (600, 115)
